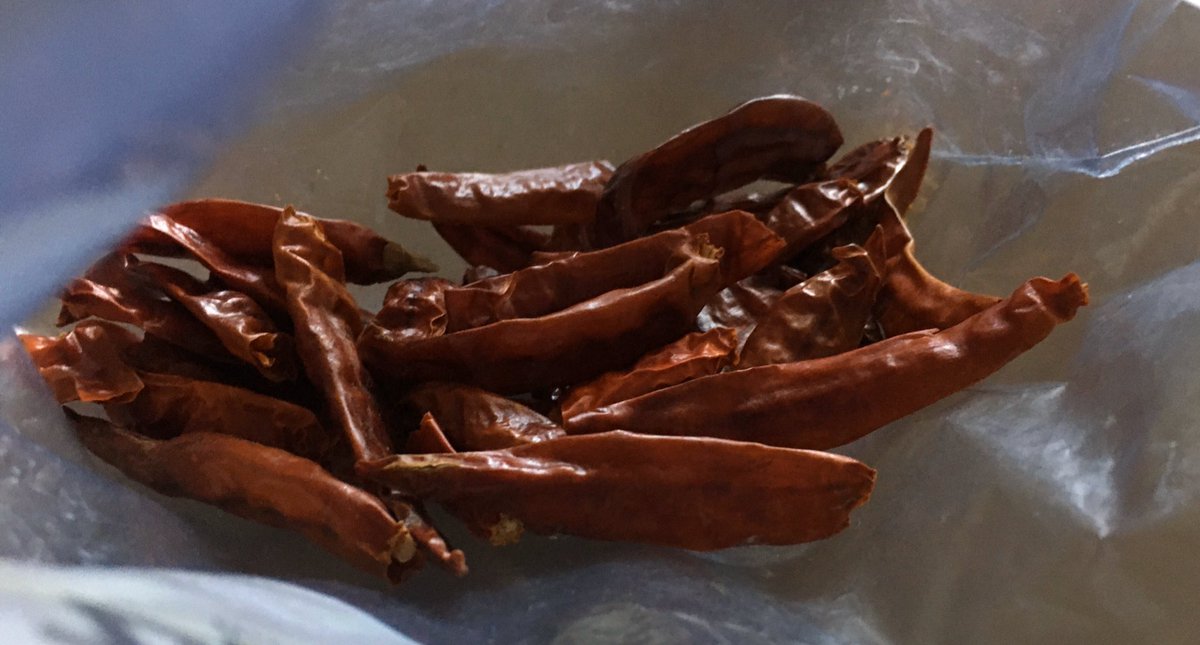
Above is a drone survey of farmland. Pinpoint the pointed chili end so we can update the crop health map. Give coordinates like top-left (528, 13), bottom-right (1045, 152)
top-left (384, 241), bottom-right (439, 275)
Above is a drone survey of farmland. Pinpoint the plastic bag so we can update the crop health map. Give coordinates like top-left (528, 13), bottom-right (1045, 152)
top-left (3, 1), bottom-right (1200, 642)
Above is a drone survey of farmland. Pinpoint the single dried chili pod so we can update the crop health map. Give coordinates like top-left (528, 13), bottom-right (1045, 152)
top-left (274, 207), bottom-right (393, 464)
top-left (737, 235), bottom-right (885, 368)
top-left (58, 254), bottom-right (229, 358)
top-left (696, 274), bottom-right (785, 349)
top-left (104, 371), bottom-right (331, 460)
top-left (68, 411), bottom-right (420, 582)
top-left (19, 320), bottom-right (143, 404)
top-left (387, 161), bottom-right (615, 226)
top-left (359, 230), bottom-right (725, 394)
top-left (373, 277), bottom-right (453, 342)
top-left (432, 221), bottom-right (552, 273)
top-left (436, 210), bottom-right (784, 333)
top-left (362, 431), bottom-right (875, 551)
top-left (559, 328), bottom-right (738, 422)
top-left (760, 178), bottom-right (864, 260)
top-left (825, 127), bottom-right (933, 216)
top-left (590, 95), bottom-right (843, 246)
top-left (567, 274), bottom-right (1089, 450)
top-left (142, 213), bottom-right (289, 315)
top-left (126, 199), bottom-right (436, 284)
top-left (405, 383), bottom-right (564, 451)
top-left (126, 257), bottom-right (298, 382)
top-left (869, 204), bottom-right (1001, 336)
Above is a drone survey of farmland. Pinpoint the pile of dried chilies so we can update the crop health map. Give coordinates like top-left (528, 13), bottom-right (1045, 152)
top-left (21, 96), bottom-right (1088, 582)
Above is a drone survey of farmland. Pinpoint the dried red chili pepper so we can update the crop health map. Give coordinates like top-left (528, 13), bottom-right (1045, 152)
top-left (363, 431), bottom-right (875, 551)
top-left (385, 496), bottom-right (468, 577)
top-left (387, 161), bottom-right (615, 226)
top-left (104, 371), bottom-right (330, 460)
top-left (432, 221), bottom-right (550, 273)
top-left (142, 213), bottom-right (289, 315)
top-left (559, 328), bottom-right (738, 422)
top-left (825, 127), bottom-right (932, 216)
top-left (68, 411), bottom-right (419, 582)
top-left (760, 178), bottom-right (864, 260)
top-left (405, 382), bottom-right (564, 450)
top-left (373, 277), bottom-right (452, 341)
top-left (437, 210), bottom-right (784, 333)
top-left (20, 320), bottom-right (142, 404)
top-left (58, 254), bottom-right (229, 358)
top-left (126, 257), bottom-right (298, 382)
top-left (696, 275), bottom-right (784, 348)
top-left (274, 208), bottom-right (393, 465)
top-left (360, 231), bottom-right (725, 394)
top-left (870, 205), bottom-right (1001, 336)
top-left (567, 274), bottom-right (1088, 449)
top-left (405, 413), bottom-right (457, 454)
top-left (590, 95), bottom-right (843, 246)
top-left (737, 236), bottom-right (884, 368)
top-left (126, 199), bottom-right (435, 284)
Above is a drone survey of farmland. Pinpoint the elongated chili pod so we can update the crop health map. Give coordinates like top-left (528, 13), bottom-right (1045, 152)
top-left (20, 320), bottom-right (142, 404)
top-left (58, 254), bottom-right (229, 357)
top-left (432, 221), bottom-right (551, 273)
top-left (591, 95), bottom-right (843, 246)
top-left (274, 208), bottom-right (392, 464)
top-left (437, 210), bottom-right (784, 333)
top-left (761, 178), bottom-right (864, 259)
top-left (870, 205), bottom-right (1001, 336)
top-left (560, 328), bottom-right (738, 421)
top-left (567, 274), bottom-right (1088, 449)
top-left (387, 161), bottom-right (615, 226)
top-left (405, 413), bottom-right (457, 454)
top-left (406, 383), bottom-right (564, 451)
top-left (738, 236), bottom-right (884, 368)
top-left (826, 127), bottom-right (932, 216)
top-left (104, 371), bottom-right (330, 459)
top-left (142, 213), bottom-right (289, 314)
top-left (69, 412), bottom-right (418, 582)
top-left (363, 431), bottom-right (875, 551)
top-left (126, 199), bottom-right (435, 284)
top-left (696, 275), bottom-right (785, 348)
top-left (359, 234), bottom-right (725, 394)
top-left (126, 257), bottom-right (297, 382)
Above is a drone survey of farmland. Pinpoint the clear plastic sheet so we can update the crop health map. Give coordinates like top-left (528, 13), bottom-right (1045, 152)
top-left (3, 1), bottom-right (1200, 642)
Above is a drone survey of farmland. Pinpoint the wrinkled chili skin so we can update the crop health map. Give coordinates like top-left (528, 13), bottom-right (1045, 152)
top-left (405, 382), bottom-right (564, 450)
top-left (870, 204), bottom-right (1001, 336)
top-left (363, 431), bottom-right (875, 551)
top-left (696, 275), bottom-right (784, 349)
top-left (405, 412), bottom-right (457, 454)
top-left (69, 412), bottom-right (418, 582)
top-left (359, 236), bottom-right (724, 394)
top-left (104, 371), bottom-right (330, 460)
top-left (142, 213), bottom-right (289, 315)
top-left (590, 95), bottom-right (844, 246)
top-left (58, 254), bottom-right (229, 358)
top-left (436, 210), bottom-right (784, 334)
top-left (388, 161), bottom-right (615, 226)
top-left (761, 178), bottom-right (864, 260)
top-left (560, 328), bottom-right (738, 421)
top-left (127, 199), bottom-right (435, 284)
top-left (274, 208), bottom-right (393, 464)
top-left (567, 275), bottom-right (1088, 449)
top-left (737, 237), bottom-right (883, 368)
top-left (127, 257), bottom-right (298, 382)
top-left (20, 320), bottom-right (143, 404)
top-left (825, 128), bottom-right (931, 215)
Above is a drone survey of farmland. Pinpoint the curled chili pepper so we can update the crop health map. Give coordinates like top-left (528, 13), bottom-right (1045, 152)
top-left (68, 411), bottom-right (420, 582)
top-left (360, 226), bottom-right (732, 394)
top-left (142, 213), bottom-right (289, 315)
top-left (559, 328), bottom-right (738, 422)
top-left (405, 382), bottom-right (564, 450)
top-left (362, 431), bottom-right (875, 551)
top-left (274, 207), bottom-right (393, 464)
top-left (58, 254), bottom-right (229, 358)
top-left (127, 199), bottom-right (436, 284)
top-left (19, 320), bottom-right (143, 404)
top-left (388, 161), bottom-right (615, 226)
top-left (126, 257), bottom-right (298, 382)
top-left (870, 204), bottom-right (1001, 336)
top-left (737, 235), bottom-right (884, 368)
top-left (590, 95), bottom-right (844, 246)
top-left (566, 274), bottom-right (1088, 449)
top-left (104, 371), bottom-right (331, 460)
